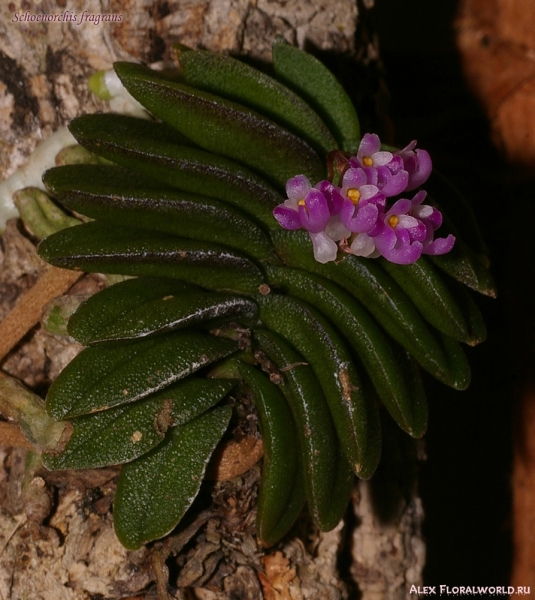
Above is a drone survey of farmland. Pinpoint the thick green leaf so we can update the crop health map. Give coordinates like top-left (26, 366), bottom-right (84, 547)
top-left (114, 62), bottom-right (325, 187)
top-left (46, 331), bottom-right (238, 420)
top-left (67, 116), bottom-right (282, 226)
top-left (265, 264), bottom-right (427, 438)
top-left (13, 187), bottom-right (80, 240)
top-left (379, 256), bottom-right (470, 343)
top-left (44, 164), bottom-right (172, 192)
top-left (437, 332), bottom-right (471, 391)
top-left (256, 293), bottom-right (381, 480)
top-left (85, 292), bottom-right (258, 342)
top-left (69, 278), bottom-right (258, 345)
top-left (43, 378), bottom-right (235, 470)
top-left (68, 278), bottom-right (196, 344)
top-left (446, 279), bottom-right (487, 346)
top-left (272, 36), bottom-right (360, 153)
top-left (178, 49), bottom-right (337, 155)
top-left (38, 221), bottom-right (266, 294)
top-left (114, 405), bottom-right (232, 549)
top-left (252, 329), bottom-right (341, 528)
top-left (72, 113), bottom-right (195, 147)
top-left (236, 362), bottom-right (302, 544)
top-left (43, 166), bottom-right (275, 261)
top-left (271, 229), bottom-right (454, 386)
top-left (430, 238), bottom-right (497, 298)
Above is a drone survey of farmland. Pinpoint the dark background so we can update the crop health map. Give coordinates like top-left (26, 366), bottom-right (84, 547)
top-left (371, 0), bottom-right (512, 586)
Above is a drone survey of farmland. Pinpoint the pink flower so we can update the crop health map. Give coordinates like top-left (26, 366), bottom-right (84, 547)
top-left (395, 141), bottom-right (432, 191)
top-left (372, 198), bottom-right (425, 265)
top-left (349, 133), bottom-right (409, 197)
top-left (338, 167), bottom-right (385, 233)
top-left (409, 191), bottom-right (455, 255)
top-left (272, 136), bottom-right (453, 265)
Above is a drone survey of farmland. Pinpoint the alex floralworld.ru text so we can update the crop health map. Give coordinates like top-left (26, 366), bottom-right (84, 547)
top-left (410, 585), bottom-right (531, 596)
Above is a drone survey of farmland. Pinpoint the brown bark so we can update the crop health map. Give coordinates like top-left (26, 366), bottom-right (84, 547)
top-left (456, 0), bottom-right (535, 594)
top-left (511, 385), bottom-right (535, 594)
top-left (0, 1), bottom-right (425, 598)
top-left (455, 0), bottom-right (535, 168)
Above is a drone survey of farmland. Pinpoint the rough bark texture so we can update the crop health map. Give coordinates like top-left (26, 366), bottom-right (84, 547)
top-left (0, 0), bottom-right (359, 181)
top-left (0, 1), bottom-right (425, 598)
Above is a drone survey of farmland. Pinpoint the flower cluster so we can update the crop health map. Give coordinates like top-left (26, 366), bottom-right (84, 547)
top-left (273, 134), bottom-right (455, 264)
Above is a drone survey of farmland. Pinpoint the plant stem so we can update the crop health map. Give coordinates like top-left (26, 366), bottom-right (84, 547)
top-left (0, 265), bottom-right (82, 362)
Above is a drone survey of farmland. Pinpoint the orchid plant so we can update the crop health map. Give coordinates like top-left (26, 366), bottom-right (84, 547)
top-left (0, 38), bottom-right (494, 553)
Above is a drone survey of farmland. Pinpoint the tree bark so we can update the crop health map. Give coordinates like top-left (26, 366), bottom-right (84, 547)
top-left (456, 2), bottom-right (535, 594)
top-left (0, 1), bottom-right (425, 598)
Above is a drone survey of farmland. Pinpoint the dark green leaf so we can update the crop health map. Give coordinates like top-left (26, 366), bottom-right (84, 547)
top-left (114, 406), bottom-right (232, 549)
top-left (68, 277), bottom-right (196, 344)
top-left (43, 378), bottom-right (235, 470)
top-left (68, 277), bottom-right (258, 345)
top-left (46, 331), bottom-right (238, 420)
top-left (38, 222), bottom-right (266, 294)
top-left (114, 62), bottom-right (325, 187)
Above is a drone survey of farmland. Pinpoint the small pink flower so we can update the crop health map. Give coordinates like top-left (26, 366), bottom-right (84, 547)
top-left (395, 141), bottom-right (432, 191)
